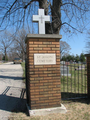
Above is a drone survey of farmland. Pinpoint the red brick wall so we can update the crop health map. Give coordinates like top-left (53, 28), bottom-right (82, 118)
top-left (26, 38), bottom-right (61, 109)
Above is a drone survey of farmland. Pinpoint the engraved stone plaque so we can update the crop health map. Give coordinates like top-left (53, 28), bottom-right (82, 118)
top-left (34, 54), bottom-right (56, 65)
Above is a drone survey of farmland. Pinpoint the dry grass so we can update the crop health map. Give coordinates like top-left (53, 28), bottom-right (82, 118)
top-left (8, 99), bottom-right (90, 120)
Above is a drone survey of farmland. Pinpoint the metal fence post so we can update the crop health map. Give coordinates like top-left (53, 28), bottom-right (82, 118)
top-left (85, 54), bottom-right (90, 98)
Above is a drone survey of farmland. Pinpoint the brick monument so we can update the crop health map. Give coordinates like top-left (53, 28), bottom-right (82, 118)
top-left (25, 9), bottom-right (66, 115)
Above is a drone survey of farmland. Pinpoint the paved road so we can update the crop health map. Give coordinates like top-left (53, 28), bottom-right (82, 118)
top-left (0, 62), bottom-right (26, 120)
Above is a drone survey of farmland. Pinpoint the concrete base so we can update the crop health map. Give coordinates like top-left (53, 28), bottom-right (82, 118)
top-left (26, 104), bottom-right (67, 116)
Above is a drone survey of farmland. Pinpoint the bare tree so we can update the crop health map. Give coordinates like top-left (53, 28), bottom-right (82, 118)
top-left (85, 31), bottom-right (90, 54)
top-left (0, 31), bottom-right (13, 61)
top-left (11, 29), bottom-right (27, 61)
top-left (60, 41), bottom-right (71, 58)
top-left (0, 52), bottom-right (3, 61)
top-left (0, 0), bottom-right (90, 34)
top-left (85, 42), bottom-right (90, 54)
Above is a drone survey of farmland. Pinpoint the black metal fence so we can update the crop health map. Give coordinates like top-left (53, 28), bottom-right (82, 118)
top-left (61, 61), bottom-right (87, 100)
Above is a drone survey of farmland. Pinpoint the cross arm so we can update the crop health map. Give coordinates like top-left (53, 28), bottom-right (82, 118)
top-left (33, 15), bottom-right (39, 22)
top-left (44, 16), bottom-right (50, 23)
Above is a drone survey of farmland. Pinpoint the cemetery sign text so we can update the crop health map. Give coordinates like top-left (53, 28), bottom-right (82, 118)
top-left (34, 53), bottom-right (56, 65)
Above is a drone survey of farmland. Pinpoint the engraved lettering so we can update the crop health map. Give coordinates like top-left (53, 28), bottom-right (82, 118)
top-left (34, 54), bottom-right (56, 65)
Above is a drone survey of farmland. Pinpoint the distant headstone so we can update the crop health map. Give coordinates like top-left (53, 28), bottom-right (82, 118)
top-left (61, 66), bottom-right (71, 76)
top-left (75, 65), bottom-right (85, 70)
top-left (78, 61), bottom-right (81, 64)
top-left (33, 9), bottom-right (50, 34)
top-left (61, 61), bottom-right (65, 64)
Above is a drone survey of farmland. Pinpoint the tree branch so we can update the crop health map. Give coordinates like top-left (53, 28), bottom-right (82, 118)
top-left (24, 0), bottom-right (39, 9)
top-left (62, 22), bottom-right (83, 33)
top-left (0, 0), bottom-right (18, 26)
top-left (61, 2), bottom-right (88, 11)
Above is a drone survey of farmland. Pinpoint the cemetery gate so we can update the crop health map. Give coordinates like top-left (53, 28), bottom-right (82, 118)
top-left (61, 61), bottom-right (87, 100)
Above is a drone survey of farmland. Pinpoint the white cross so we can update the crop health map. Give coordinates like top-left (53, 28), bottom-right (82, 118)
top-left (33, 9), bottom-right (50, 34)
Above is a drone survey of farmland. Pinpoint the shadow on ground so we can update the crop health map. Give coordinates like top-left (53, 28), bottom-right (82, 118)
top-left (0, 75), bottom-right (23, 80)
top-left (61, 92), bottom-right (90, 104)
top-left (0, 88), bottom-right (27, 113)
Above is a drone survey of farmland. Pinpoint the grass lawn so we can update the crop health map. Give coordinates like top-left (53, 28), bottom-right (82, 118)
top-left (61, 63), bottom-right (87, 99)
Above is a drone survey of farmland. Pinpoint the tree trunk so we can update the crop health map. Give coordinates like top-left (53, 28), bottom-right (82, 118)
top-left (39, 0), bottom-right (48, 14)
top-left (5, 48), bottom-right (6, 61)
top-left (39, 0), bottom-right (51, 34)
top-left (52, 0), bottom-right (62, 34)
top-left (39, 0), bottom-right (62, 34)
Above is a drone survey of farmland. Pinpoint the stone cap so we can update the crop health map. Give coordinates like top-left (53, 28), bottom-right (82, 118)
top-left (85, 54), bottom-right (90, 57)
top-left (25, 34), bottom-right (62, 43)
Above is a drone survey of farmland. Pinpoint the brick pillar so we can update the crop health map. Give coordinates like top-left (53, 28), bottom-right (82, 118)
top-left (25, 34), bottom-right (62, 109)
top-left (85, 54), bottom-right (90, 98)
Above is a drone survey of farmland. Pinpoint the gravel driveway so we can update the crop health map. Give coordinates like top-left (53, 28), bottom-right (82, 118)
top-left (0, 62), bottom-right (26, 120)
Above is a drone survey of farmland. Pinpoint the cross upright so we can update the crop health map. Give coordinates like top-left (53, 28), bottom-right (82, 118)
top-left (33, 9), bottom-right (50, 34)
